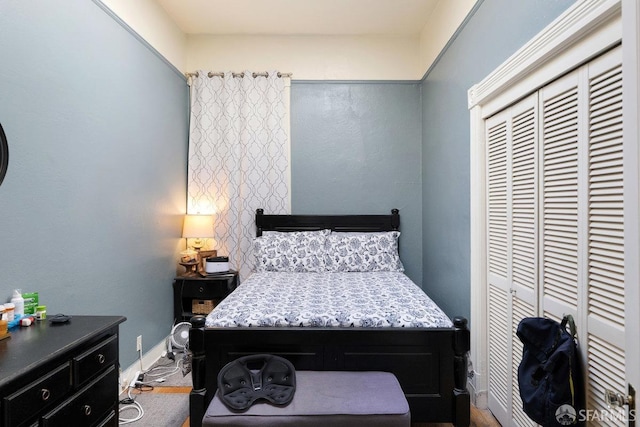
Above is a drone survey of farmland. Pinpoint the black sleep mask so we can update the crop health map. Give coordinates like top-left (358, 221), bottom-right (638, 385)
top-left (217, 354), bottom-right (296, 411)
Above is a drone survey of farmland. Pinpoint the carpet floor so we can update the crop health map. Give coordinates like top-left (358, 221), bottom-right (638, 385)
top-left (119, 354), bottom-right (191, 426)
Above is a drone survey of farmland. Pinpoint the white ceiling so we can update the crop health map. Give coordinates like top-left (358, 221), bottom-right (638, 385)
top-left (154, 0), bottom-right (442, 36)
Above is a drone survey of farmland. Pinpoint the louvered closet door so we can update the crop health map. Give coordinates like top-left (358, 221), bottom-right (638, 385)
top-left (486, 94), bottom-right (538, 427)
top-left (584, 47), bottom-right (625, 423)
top-left (539, 67), bottom-right (582, 322)
top-left (539, 45), bottom-right (625, 426)
top-left (486, 45), bottom-right (626, 427)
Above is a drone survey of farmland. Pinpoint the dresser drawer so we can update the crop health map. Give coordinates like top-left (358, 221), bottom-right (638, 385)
top-left (3, 362), bottom-right (71, 427)
top-left (94, 410), bottom-right (117, 427)
top-left (72, 335), bottom-right (118, 387)
top-left (41, 365), bottom-right (117, 427)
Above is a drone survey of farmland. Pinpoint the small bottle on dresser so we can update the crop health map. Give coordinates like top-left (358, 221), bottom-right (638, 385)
top-left (11, 290), bottom-right (24, 316)
top-left (4, 303), bottom-right (14, 321)
top-left (36, 305), bottom-right (47, 321)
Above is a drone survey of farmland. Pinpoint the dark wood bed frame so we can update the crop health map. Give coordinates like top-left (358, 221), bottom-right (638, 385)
top-left (188, 209), bottom-right (470, 426)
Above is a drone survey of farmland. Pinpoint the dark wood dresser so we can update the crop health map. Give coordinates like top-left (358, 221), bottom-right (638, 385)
top-left (0, 315), bottom-right (126, 427)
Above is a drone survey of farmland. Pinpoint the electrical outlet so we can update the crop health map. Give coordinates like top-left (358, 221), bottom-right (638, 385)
top-left (136, 335), bottom-right (142, 352)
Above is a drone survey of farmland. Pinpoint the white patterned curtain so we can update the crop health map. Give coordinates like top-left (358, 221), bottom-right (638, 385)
top-left (187, 70), bottom-right (290, 279)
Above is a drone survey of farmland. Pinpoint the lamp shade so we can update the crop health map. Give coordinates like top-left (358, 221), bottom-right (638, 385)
top-left (182, 214), bottom-right (215, 238)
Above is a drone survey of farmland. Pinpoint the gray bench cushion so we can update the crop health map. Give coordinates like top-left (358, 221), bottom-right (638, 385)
top-left (202, 371), bottom-right (410, 427)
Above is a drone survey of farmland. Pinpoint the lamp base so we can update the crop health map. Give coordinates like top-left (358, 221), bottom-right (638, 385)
top-left (179, 261), bottom-right (199, 277)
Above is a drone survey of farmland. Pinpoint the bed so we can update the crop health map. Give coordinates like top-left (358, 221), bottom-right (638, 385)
top-left (189, 209), bottom-right (470, 427)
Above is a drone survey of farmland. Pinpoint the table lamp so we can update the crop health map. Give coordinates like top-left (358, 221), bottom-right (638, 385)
top-left (182, 214), bottom-right (215, 251)
top-left (180, 214), bottom-right (215, 276)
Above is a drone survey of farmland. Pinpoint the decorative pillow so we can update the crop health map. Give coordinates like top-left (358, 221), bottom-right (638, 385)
top-left (254, 230), bottom-right (330, 273)
top-left (324, 231), bottom-right (404, 272)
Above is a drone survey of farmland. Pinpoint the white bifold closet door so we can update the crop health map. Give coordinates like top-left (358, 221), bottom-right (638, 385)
top-left (486, 45), bottom-right (625, 426)
top-left (486, 92), bottom-right (539, 427)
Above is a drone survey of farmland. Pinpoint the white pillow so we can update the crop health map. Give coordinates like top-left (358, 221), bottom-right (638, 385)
top-left (254, 230), bottom-right (330, 272)
top-left (324, 231), bottom-right (404, 272)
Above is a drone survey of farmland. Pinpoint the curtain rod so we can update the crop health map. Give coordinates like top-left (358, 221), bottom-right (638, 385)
top-left (185, 71), bottom-right (292, 79)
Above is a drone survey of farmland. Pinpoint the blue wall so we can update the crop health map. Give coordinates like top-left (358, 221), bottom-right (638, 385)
top-left (0, 0), bottom-right (578, 369)
top-left (421, 0), bottom-right (574, 320)
top-left (291, 82), bottom-right (423, 283)
top-left (0, 0), bottom-right (189, 368)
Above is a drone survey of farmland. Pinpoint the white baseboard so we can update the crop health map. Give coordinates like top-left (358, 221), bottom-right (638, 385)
top-left (468, 370), bottom-right (488, 409)
top-left (119, 336), bottom-right (168, 393)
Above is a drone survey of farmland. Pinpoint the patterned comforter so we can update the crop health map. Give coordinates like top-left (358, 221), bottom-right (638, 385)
top-left (205, 271), bottom-right (453, 328)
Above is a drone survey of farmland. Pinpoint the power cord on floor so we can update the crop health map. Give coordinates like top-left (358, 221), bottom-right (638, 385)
top-left (144, 357), bottom-right (180, 379)
top-left (146, 356), bottom-right (193, 391)
top-left (118, 345), bottom-right (147, 423)
top-left (119, 384), bottom-right (145, 424)
top-left (119, 352), bottom-right (192, 424)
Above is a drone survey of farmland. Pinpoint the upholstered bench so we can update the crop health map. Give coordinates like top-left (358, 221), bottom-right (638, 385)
top-left (202, 371), bottom-right (410, 427)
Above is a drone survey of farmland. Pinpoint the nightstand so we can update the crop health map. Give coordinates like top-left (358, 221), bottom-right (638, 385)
top-left (173, 271), bottom-right (238, 323)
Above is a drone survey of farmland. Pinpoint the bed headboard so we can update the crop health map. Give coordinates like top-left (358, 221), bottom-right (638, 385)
top-left (255, 208), bottom-right (399, 236)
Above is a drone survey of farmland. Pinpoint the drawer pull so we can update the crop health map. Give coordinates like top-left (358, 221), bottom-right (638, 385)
top-left (41, 388), bottom-right (51, 401)
top-left (83, 405), bottom-right (92, 416)
top-left (96, 353), bottom-right (105, 364)
top-left (199, 286), bottom-right (204, 293)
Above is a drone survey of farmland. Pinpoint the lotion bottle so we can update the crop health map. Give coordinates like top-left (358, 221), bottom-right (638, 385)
top-left (11, 289), bottom-right (24, 316)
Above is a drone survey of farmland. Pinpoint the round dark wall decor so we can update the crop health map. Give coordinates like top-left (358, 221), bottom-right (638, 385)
top-left (0, 123), bottom-right (7, 186)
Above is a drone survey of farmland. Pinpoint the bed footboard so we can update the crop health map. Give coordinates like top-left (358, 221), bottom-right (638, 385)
top-left (189, 316), bottom-right (470, 427)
